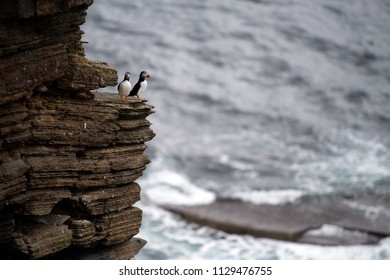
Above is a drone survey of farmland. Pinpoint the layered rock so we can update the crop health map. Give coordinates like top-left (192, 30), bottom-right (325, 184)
top-left (0, 0), bottom-right (153, 259)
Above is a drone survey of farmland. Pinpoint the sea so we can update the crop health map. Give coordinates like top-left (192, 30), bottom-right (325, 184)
top-left (83, 0), bottom-right (390, 259)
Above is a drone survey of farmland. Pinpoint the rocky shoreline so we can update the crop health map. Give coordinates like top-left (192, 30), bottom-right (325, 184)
top-left (164, 191), bottom-right (390, 246)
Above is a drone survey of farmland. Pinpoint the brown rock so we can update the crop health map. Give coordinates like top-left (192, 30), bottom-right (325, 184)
top-left (69, 219), bottom-right (96, 247)
top-left (0, 159), bottom-right (29, 180)
top-left (13, 222), bottom-right (72, 259)
top-left (36, 0), bottom-right (62, 16)
top-left (0, 211), bottom-right (14, 244)
top-left (0, 157), bottom-right (29, 203)
top-left (28, 171), bottom-right (79, 189)
top-left (77, 168), bottom-right (146, 189)
top-left (57, 55), bottom-right (117, 91)
top-left (0, 0), bottom-right (152, 259)
top-left (72, 183), bottom-right (141, 215)
top-left (78, 238), bottom-right (147, 260)
top-left (1, 44), bottom-right (69, 99)
top-left (67, 0), bottom-right (94, 9)
top-left (29, 214), bottom-right (71, 226)
top-left (24, 189), bottom-right (72, 215)
top-left (96, 207), bottom-right (142, 246)
top-left (0, 0), bottom-right (35, 19)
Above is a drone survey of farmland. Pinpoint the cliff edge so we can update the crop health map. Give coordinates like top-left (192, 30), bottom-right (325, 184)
top-left (0, 0), bottom-right (154, 259)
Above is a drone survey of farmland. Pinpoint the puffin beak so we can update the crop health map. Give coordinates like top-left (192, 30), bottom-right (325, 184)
top-left (146, 73), bottom-right (151, 78)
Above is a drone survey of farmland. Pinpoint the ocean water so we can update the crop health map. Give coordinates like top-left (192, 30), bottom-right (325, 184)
top-left (83, 0), bottom-right (390, 259)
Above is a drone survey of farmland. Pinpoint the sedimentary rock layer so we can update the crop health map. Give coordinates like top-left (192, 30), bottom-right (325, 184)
top-left (0, 94), bottom-right (154, 259)
top-left (0, 0), bottom-right (153, 259)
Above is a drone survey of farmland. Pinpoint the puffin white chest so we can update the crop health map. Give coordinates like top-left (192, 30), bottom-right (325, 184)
top-left (138, 80), bottom-right (147, 94)
top-left (118, 80), bottom-right (131, 98)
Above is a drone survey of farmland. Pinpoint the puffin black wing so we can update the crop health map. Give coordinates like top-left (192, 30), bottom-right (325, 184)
top-left (129, 82), bottom-right (141, 96)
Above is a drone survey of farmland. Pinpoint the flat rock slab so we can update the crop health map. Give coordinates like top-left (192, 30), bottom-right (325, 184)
top-left (164, 192), bottom-right (390, 245)
top-left (94, 92), bottom-right (151, 106)
top-left (166, 200), bottom-right (321, 241)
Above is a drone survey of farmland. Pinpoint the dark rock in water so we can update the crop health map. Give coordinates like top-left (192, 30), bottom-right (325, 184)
top-left (0, 0), bottom-right (154, 259)
top-left (164, 192), bottom-right (390, 246)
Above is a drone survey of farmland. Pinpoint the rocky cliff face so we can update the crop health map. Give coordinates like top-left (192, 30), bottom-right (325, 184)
top-left (0, 0), bottom-right (154, 259)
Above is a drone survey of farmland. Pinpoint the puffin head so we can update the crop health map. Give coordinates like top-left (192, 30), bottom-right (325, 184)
top-left (124, 72), bottom-right (131, 80)
top-left (140, 71), bottom-right (151, 79)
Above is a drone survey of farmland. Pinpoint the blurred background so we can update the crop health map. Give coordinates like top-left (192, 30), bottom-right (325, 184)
top-left (83, 0), bottom-right (390, 259)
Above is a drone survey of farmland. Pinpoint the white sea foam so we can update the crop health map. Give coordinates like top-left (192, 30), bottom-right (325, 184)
top-left (140, 169), bottom-right (216, 206)
top-left (292, 130), bottom-right (390, 192)
top-left (229, 189), bottom-right (305, 205)
top-left (301, 224), bottom-right (379, 245)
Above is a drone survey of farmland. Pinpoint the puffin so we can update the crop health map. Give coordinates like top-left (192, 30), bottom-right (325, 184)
top-left (117, 72), bottom-right (131, 102)
top-left (128, 71), bottom-right (151, 101)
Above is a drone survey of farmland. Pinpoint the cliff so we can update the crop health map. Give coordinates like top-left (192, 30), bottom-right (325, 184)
top-left (0, 0), bottom-right (154, 259)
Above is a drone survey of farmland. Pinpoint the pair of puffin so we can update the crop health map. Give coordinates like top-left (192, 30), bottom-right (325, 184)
top-left (117, 71), bottom-right (151, 103)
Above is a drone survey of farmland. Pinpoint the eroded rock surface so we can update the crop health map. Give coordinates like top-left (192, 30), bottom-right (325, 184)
top-left (0, 0), bottom-right (153, 259)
